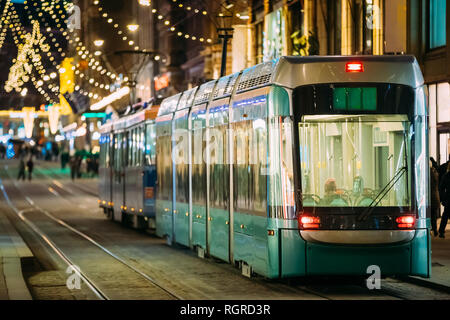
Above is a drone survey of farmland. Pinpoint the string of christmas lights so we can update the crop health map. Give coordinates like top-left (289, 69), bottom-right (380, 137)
top-left (22, 1), bottom-right (117, 103)
top-left (0, 0), bottom-right (12, 49)
top-left (9, 5), bottom-right (61, 92)
top-left (24, 1), bottom-right (113, 99)
top-left (94, 0), bottom-right (212, 46)
top-left (7, 10), bottom-right (57, 104)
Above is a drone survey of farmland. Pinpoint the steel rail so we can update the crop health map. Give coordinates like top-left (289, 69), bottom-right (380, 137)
top-left (4, 165), bottom-right (183, 300)
top-left (0, 178), bottom-right (109, 300)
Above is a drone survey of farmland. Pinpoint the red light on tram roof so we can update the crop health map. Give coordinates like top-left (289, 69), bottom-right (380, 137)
top-left (396, 216), bottom-right (416, 229)
top-left (299, 215), bottom-right (321, 229)
top-left (345, 62), bottom-right (364, 73)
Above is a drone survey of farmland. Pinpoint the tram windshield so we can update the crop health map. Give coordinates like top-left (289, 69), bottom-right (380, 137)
top-left (298, 114), bottom-right (411, 208)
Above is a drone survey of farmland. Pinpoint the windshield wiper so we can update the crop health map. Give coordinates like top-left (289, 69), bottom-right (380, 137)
top-left (357, 166), bottom-right (407, 221)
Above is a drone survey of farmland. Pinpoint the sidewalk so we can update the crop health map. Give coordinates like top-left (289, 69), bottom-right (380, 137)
top-left (0, 208), bottom-right (33, 300)
top-left (408, 218), bottom-right (450, 292)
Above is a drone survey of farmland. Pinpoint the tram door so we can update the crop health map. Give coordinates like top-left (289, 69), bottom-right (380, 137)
top-left (112, 132), bottom-right (127, 221)
top-left (207, 102), bottom-right (230, 262)
top-left (190, 105), bottom-right (208, 252)
top-left (155, 117), bottom-right (174, 240)
top-left (173, 110), bottom-right (191, 247)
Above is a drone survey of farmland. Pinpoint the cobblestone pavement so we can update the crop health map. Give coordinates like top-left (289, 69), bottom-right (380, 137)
top-left (1, 159), bottom-right (449, 300)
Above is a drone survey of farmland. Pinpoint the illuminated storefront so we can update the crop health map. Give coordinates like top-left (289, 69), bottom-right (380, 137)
top-left (429, 82), bottom-right (450, 165)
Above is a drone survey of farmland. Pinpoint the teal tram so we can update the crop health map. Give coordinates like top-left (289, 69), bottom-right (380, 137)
top-left (99, 56), bottom-right (431, 278)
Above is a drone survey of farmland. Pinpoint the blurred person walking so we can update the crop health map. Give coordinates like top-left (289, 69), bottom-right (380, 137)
top-left (17, 157), bottom-right (26, 181)
top-left (26, 156), bottom-right (34, 181)
top-left (439, 160), bottom-right (450, 238)
top-left (69, 156), bottom-right (78, 180)
top-left (61, 150), bottom-right (69, 169)
top-left (430, 159), bottom-right (440, 237)
top-left (0, 143), bottom-right (6, 159)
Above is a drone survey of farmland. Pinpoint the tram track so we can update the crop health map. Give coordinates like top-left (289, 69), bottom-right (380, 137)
top-left (34, 163), bottom-right (99, 197)
top-left (17, 167), bottom-right (429, 300)
top-left (0, 166), bottom-right (183, 300)
top-left (6, 163), bottom-right (450, 300)
top-left (32, 167), bottom-right (393, 300)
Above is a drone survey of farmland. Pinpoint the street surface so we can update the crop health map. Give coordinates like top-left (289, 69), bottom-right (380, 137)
top-left (0, 159), bottom-right (449, 300)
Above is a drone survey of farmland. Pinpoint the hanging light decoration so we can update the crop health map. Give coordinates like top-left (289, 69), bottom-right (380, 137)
top-left (23, 107), bottom-right (35, 139)
top-left (4, 20), bottom-right (50, 93)
top-left (48, 105), bottom-right (60, 135)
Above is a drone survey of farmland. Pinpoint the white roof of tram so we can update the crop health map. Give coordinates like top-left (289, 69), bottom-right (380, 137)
top-left (157, 55), bottom-right (424, 117)
top-left (99, 122), bottom-right (113, 134)
top-left (271, 56), bottom-right (424, 89)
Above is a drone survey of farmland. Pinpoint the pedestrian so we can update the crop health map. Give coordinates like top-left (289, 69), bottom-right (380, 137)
top-left (431, 157), bottom-right (439, 172)
top-left (430, 159), bottom-right (440, 237)
top-left (17, 157), bottom-right (26, 181)
top-left (438, 158), bottom-right (450, 182)
top-left (438, 161), bottom-right (450, 238)
top-left (26, 156), bottom-right (34, 181)
top-left (69, 156), bottom-right (77, 180)
top-left (61, 150), bottom-right (69, 169)
top-left (79, 157), bottom-right (87, 178)
top-left (0, 143), bottom-right (5, 159)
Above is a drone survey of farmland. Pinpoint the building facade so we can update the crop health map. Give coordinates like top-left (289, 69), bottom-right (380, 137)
top-left (228, 0), bottom-right (449, 165)
top-left (71, 0), bottom-right (449, 164)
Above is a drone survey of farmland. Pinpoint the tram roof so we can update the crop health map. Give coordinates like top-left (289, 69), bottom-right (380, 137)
top-left (157, 55), bottom-right (424, 118)
top-left (99, 121), bottom-right (113, 134)
top-left (271, 55), bottom-right (424, 89)
top-left (111, 105), bottom-right (160, 132)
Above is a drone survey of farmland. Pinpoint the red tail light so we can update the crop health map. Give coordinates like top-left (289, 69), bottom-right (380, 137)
top-left (345, 62), bottom-right (364, 73)
top-left (299, 215), bottom-right (321, 229)
top-left (396, 216), bottom-right (416, 229)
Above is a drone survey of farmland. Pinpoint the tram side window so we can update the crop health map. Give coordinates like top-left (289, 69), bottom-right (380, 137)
top-left (99, 136), bottom-right (105, 167)
top-left (139, 126), bottom-right (144, 166)
top-left (127, 130), bottom-right (132, 167)
top-left (145, 123), bottom-right (156, 165)
top-left (209, 119), bottom-right (228, 209)
top-left (133, 128), bottom-right (137, 167)
top-left (192, 122), bottom-right (207, 206)
top-left (233, 118), bottom-right (267, 216)
top-left (105, 135), bottom-right (111, 168)
top-left (134, 127), bottom-right (139, 167)
top-left (114, 133), bottom-right (123, 174)
top-left (156, 127), bottom-right (172, 201)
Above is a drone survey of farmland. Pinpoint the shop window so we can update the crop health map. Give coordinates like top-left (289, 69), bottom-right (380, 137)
top-left (263, 8), bottom-right (285, 61)
top-left (437, 83), bottom-right (450, 123)
top-left (429, 0), bottom-right (446, 49)
top-left (255, 21), bottom-right (264, 64)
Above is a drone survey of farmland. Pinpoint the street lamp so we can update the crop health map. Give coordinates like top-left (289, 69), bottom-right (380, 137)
top-left (94, 39), bottom-right (104, 47)
top-left (138, 0), bottom-right (150, 6)
top-left (127, 24), bottom-right (139, 32)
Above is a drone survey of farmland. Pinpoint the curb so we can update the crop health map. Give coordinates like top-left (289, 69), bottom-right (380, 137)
top-left (399, 276), bottom-right (450, 294)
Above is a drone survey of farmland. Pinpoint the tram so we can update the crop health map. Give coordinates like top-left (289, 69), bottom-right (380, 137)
top-left (99, 55), bottom-right (431, 278)
top-left (99, 107), bottom-right (159, 228)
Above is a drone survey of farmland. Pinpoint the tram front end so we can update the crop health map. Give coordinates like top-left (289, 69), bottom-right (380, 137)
top-left (287, 57), bottom-right (431, 278)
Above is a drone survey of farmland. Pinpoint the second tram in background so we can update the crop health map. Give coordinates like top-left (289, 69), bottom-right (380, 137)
top-left (99, 55), bottom-right (431, 279)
